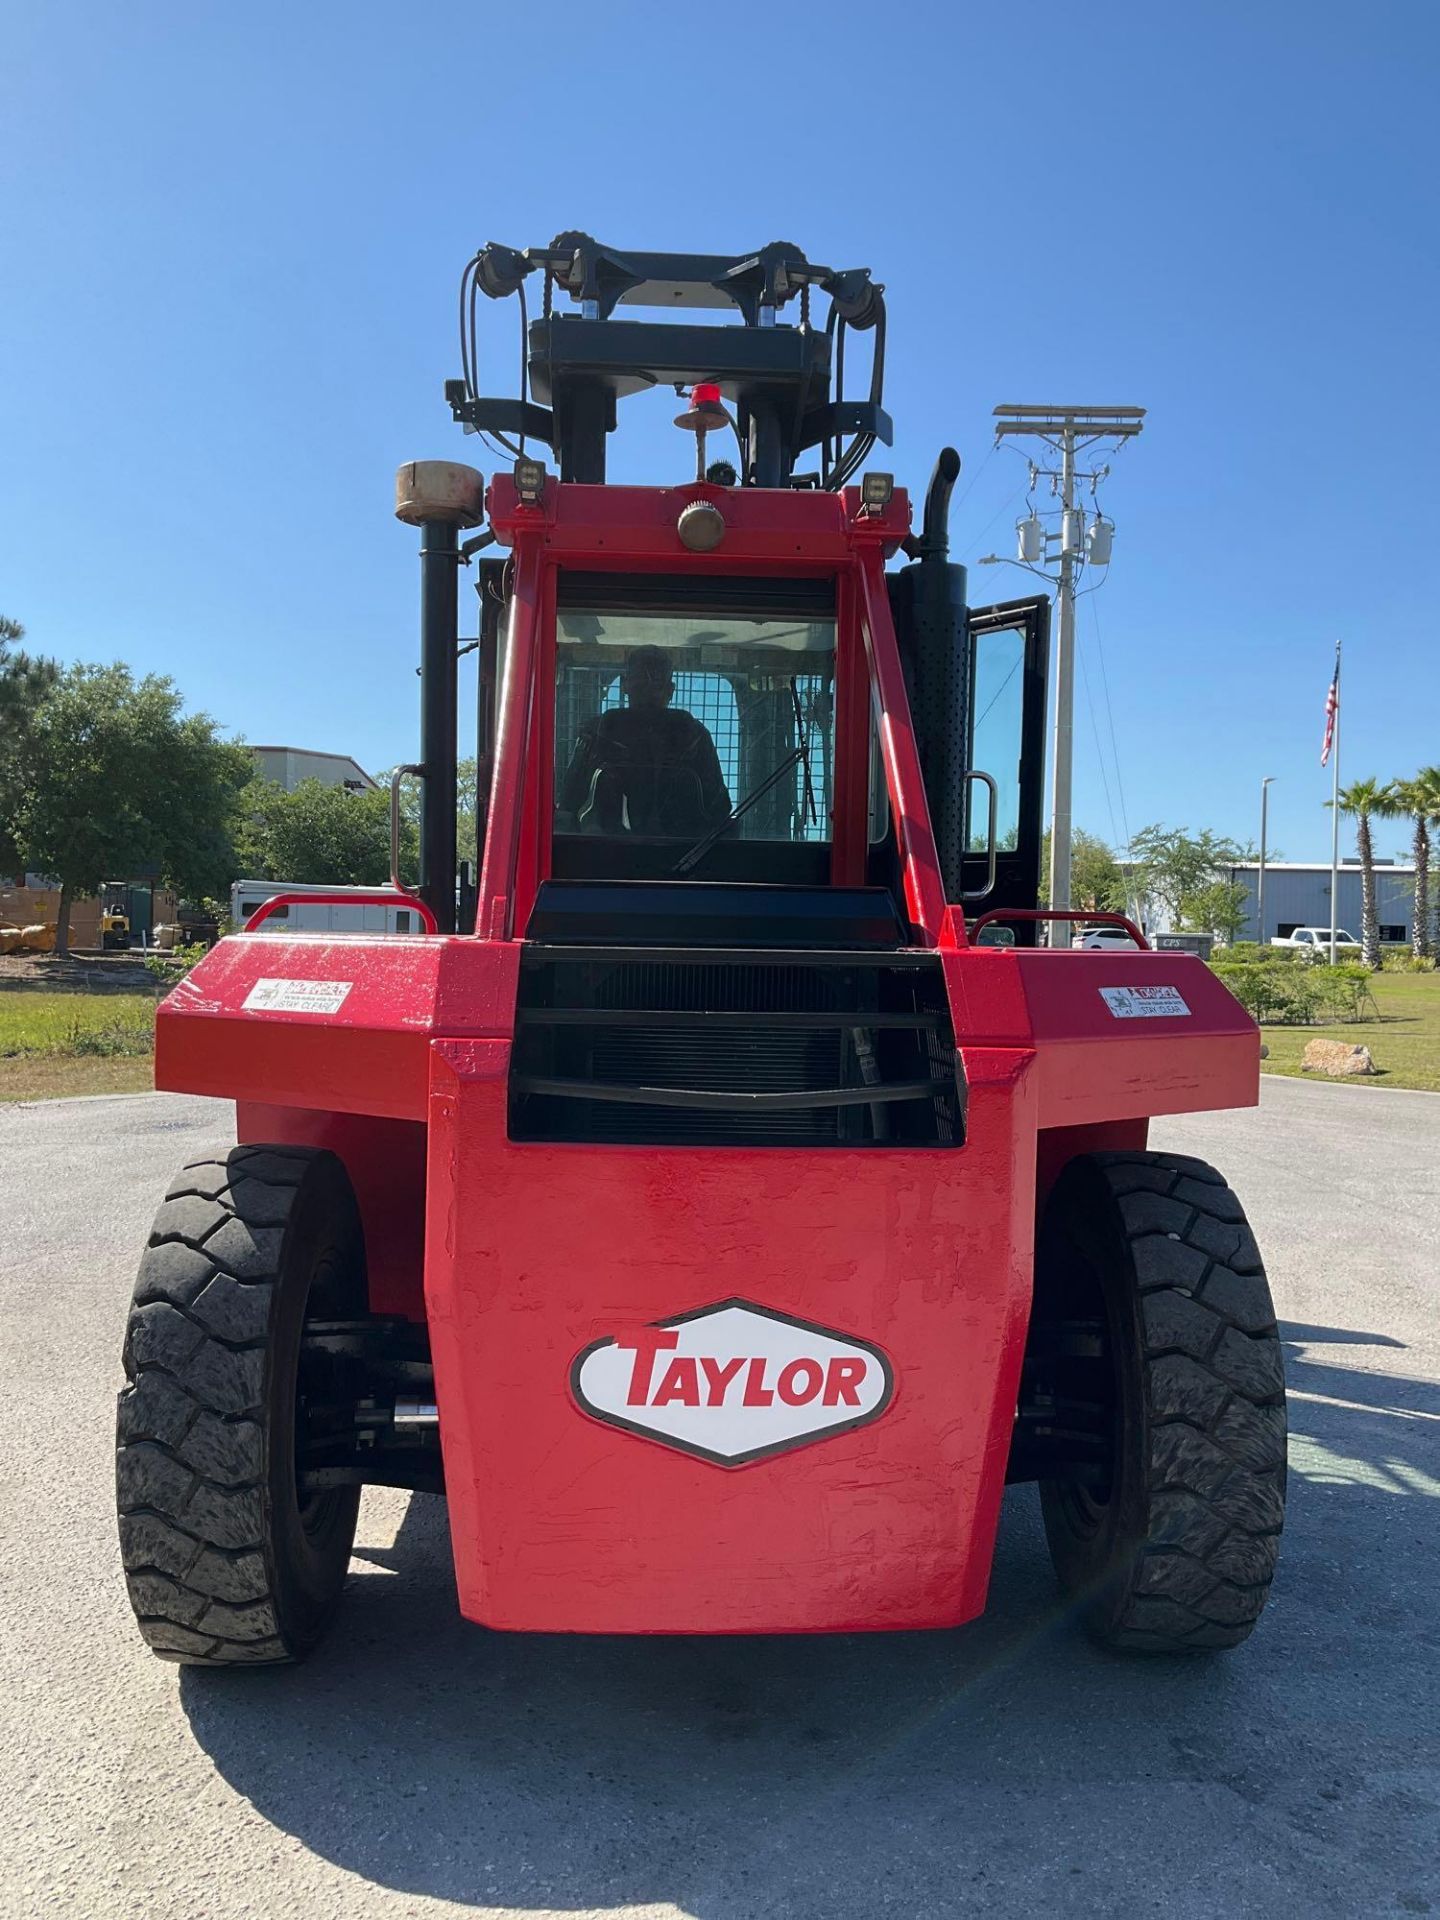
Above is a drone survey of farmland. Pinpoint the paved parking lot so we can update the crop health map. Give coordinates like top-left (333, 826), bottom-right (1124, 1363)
top-left (3, 1078), bottom-right (1437, 1919)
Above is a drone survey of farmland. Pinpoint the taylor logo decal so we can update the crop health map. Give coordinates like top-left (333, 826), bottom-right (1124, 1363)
top-left (571, 1300), bottom-right (894, 1467)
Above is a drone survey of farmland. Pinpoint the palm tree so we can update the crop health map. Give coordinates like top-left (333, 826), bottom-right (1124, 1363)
top-left (1388, 767), bottom-right (1440, 960)
top-left (1333, 778), bottom-right (1398, 968)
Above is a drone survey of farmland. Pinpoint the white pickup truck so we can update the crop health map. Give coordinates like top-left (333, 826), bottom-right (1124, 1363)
top-left (1270, 927), bottom-right (1361, 958)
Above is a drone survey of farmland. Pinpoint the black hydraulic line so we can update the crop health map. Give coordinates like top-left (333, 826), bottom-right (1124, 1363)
top-left (419, 519), bottom-right (460, 932)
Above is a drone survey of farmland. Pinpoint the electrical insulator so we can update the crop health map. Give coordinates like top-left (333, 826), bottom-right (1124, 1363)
top-left (1016, 514), bottom-right (1043, 563)
top-left (1086, 516), bottom-right (1114, 565)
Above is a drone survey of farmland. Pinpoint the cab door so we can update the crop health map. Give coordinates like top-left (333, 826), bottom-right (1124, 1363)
top-left (959, 596), bottom-right (1049, 935)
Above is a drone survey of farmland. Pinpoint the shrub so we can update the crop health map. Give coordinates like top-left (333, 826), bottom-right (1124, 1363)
top-left (1215, 941), bottom-right (1304, 966)
top-left (1381, 949), bottom-right (1436, 974)
top-left (66, 1009), bottom-right (155, 1056)
top-left (1312, 963), bottom-right (1379, 1022)
top-left (143, 941), bottom-right (209, 986)
top-left (1211, 956), bottom-right (1379, 1025)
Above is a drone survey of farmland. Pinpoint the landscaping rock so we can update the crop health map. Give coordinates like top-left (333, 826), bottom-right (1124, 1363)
top-left (1301, 1038), bottom-right (1378, 1078)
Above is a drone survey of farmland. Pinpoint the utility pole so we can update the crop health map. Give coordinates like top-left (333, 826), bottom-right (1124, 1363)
top-left (1052, 424), bottom-right (1078, 919)
top-left (1258, 776), bottom-right (1275, 941)
top-left (987, 405), bottom-right (1145, 937)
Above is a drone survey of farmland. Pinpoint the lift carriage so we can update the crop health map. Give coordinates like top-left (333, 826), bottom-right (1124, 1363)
top-left (116, 235), bottom-right (1284, 1664)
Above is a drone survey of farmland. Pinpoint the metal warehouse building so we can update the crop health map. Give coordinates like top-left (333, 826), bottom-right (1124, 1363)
top-left (1227, 861), bottom-right (1416, 944)
top-left (249, 746), bottom-right (376, 792)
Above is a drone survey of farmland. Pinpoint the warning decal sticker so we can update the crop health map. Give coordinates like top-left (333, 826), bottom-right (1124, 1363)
top-left (1099, 984), bottom-right (1191, 1020)
top-left (242, 977), bottom-right (353, 1016)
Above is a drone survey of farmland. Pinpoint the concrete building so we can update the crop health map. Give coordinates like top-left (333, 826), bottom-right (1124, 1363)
top-left (1227, 860), bottom-right (1416, 944)
top-left (250, 746), bottom-right (376, 793)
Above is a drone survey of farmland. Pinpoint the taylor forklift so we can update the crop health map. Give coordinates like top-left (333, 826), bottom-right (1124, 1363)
top-left (117, 235), bottom-right (1284, 1665)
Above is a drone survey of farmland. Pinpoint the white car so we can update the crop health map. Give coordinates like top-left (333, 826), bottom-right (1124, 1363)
top-left (1270, 927), bottom-right (1361, 959)
top-left (1078, 924), bottom-right (1145, 951)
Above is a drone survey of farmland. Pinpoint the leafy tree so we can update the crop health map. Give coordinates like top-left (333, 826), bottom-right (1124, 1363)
top-left (0, 617), bottom-right (59, 878)
top-left (1331, 777), bottom-right (1399, 969)
top-left (379, 759), bottom-right (481, 875)
top-left (1039, 828), bottom-right (1132, 915)
top-left (1387, 767), bottom-right (1440, 960)
top-left (1180, 880), bottom-right (1250, 943)
top-left (14, 663), bottom-right (252, 954)
top-left (1127, 824), bottom-right (1244, 930)
top-left (238, 778), bottom-right (418, 888)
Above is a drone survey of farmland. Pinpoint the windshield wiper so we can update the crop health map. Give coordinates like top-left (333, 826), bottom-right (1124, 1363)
top-left (791, 678), bottom-right (818, 831)
top-left (670, 750), bottom-right (804, 876)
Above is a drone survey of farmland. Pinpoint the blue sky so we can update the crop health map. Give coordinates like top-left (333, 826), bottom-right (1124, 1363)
top-left (2, 1), bottom-right (1436, 864)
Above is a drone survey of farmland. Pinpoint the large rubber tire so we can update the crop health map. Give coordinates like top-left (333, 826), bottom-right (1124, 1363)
top-left (1037, 1150), bottom-right (1286, 1653)
top-left (117, 1146), bottom-right (365, 1665)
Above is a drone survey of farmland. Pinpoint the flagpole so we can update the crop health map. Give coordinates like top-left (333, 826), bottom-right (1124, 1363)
top-left (1329, 641), bottom-right (1342, 965)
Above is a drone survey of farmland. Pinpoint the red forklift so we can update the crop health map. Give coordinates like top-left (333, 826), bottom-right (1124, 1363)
top-left (117, 235), bottom-right (1284, 1665)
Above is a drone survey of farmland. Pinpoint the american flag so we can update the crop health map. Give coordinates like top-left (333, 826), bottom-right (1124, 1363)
top-left (1320, 645), bottom-right (1340, 767)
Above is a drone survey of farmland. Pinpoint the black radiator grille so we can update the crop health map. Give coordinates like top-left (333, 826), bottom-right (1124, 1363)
top-left (510, 951), bottom-right (964, 1148)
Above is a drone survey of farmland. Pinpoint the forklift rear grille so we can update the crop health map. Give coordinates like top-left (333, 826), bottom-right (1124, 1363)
top-left (509, 952), bottom-right (964, 1148)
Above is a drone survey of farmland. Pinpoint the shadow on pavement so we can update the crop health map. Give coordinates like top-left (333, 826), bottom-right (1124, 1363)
top-left (178, 1320), bottom-right (1440, 1918)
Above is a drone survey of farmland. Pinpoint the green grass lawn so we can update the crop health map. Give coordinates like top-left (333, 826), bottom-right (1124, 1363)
top-left (0, 990), bottom-right (157, 1101)
top-left (1257, 969), bottom-right (1440, 1093)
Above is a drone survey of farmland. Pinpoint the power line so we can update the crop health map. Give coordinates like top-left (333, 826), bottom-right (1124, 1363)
top-left (1078, 641), bottom-right (1121, 853)
top-left (1089, 590), bottom-right (1135, 869)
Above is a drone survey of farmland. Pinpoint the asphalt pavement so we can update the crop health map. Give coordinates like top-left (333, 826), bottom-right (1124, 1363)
top-left (2, 1079), bottom-right (1437, 1919)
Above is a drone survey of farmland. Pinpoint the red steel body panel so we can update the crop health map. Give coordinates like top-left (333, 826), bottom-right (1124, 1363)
top-left (424, 1036), bottom-right (1037, 1633)
top-left (235, 1101), bottom-right (428, 1320)
top-left (941, 948), bottom-right (1259, 1127)
top-left (147, 480), bottom-right (1261, 1635)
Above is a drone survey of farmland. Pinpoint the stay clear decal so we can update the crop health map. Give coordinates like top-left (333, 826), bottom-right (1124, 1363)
top-left (242, 977), bottom-right (353, 1016)
top-left (1098, 984), bottom-right (1191, 1020)
top-left (571, 1300), bottom-right (895, 1467)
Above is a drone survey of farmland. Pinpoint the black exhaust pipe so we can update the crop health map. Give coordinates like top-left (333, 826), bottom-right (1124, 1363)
top-left (889, 447), bottom-right (969, 903)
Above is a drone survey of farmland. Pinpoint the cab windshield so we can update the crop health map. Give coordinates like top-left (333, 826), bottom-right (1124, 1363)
top-left (552, 579), bottom-right (835, 880)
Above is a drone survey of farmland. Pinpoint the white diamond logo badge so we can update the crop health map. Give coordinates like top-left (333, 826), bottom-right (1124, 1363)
top-left (571, 1299), bottom-right (895, 1467)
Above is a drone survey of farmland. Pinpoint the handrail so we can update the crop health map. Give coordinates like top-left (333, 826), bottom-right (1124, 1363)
top-left (958, 770), bottom-right (999, 903)
top-left (243, 891), bottom-right (439, 934)
top-left (853, 550), bottom-right (949, 947)
top-left (968, 907), bottom-right (1149, 949)
top-left (389, 763), bottom-right (426, 899)
top-left (477, 537), bottom-right (544, 940)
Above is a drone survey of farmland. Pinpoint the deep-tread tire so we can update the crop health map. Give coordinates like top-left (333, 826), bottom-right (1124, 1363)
top-left (1037, 1150), bottom-right (1286, 1653)
top-left (117, 1145), bottom-right (365, 1665)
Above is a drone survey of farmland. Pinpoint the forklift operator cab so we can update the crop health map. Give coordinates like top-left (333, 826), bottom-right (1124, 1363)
top-left (552, 581), bottom-right (834, 882)
top-left (495, 544), bottom-right (1050, 950)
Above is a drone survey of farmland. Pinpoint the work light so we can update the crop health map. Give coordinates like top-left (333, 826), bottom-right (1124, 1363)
top-left (860, 472), bottom-right (895, 513)
top-left (513, 458), bottom-right (547, 505)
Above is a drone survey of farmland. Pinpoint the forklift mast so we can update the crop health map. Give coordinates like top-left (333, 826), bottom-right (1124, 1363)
top-left (407, 232), bottom-right (1048, 939)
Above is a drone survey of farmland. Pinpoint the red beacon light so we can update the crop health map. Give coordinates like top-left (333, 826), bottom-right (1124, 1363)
top-left (675, 382), bottom-right (729, 431)
top-left (674, 381), bottom-right (734, 487)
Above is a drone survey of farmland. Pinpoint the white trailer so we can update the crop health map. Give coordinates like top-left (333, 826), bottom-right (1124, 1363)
top-left (230, 880), bottom-right (426, 936)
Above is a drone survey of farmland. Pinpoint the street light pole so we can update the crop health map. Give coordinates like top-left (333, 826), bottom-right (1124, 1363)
top-left (1050, 423), bottom-right (1077, 925)
top-left (989, 405), bottom-right (1145, 945)
top-left (1258, 776), bottom-right (1275, 942)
